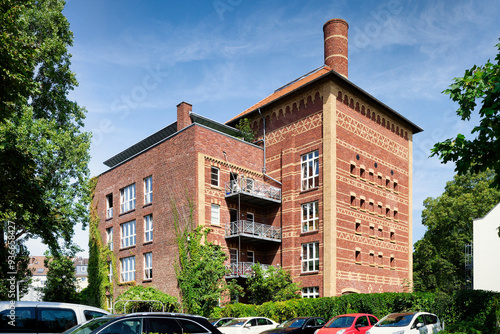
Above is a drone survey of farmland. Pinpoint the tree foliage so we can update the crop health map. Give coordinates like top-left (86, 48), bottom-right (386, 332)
top-left (413, 170), bottom-right (500, 293)
top-left (41, 245), bottom-right (81, 303)
top-left (172, 198), bottom-right (228, 317)
top-left (246, 264), bottom-right (300, 304)
top-left (0, 0), bottom-right (91, 292)
top-left (236, 118), bottom-right (255, 142)
top-left (114, 286), bottom-right (179, 313)
top-left (431, 40), bottom-right (500, 186)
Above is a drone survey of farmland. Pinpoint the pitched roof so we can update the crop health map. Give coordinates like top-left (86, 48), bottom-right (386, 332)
top-left (227, 65), bottom-right (332, 124)
top-left (226, 65), bottom-right (423, 134)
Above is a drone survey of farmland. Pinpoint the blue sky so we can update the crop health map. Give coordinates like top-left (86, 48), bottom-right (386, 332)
top-left (26, 0), bottom-right (500, 256)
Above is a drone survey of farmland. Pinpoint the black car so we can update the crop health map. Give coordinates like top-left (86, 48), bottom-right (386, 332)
top-left (63, 312), bottom-right (223, 334)
top-left (260, 317), bottom-right (326, 334)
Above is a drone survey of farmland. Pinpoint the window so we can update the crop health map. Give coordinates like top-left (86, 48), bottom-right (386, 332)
top-left (302, 201), bottom-right (319, 232)
top-left (394, 209), bottom-right (399, 220)
top-left (106, 193), bottom-right (113, 218)
top-left (350, 161), bottom-right (356, 175)
top-left (120, 184), bottom-right (136, 213)
top-left (121, 220), bottom-right (136, 248)
top-left (147, 318), bottom-right (183, 334)
top-left (369, 169), bottom-right (374, 183)
top-left (120, 256), bottom-right (135, 282)
top-left (355, 316), bottom-right (369, 328)
top-left (390, 256), bottom-right (395, 269)
top-left (378, 254), bottom-right (383, 267)
top-left (368, 200), bottom-right (374, 212)
top-left (370, 252), bottom-right (375, 266)
top-left (108, 261), bottom-right (113, 282)
top-left (394, 179), bottom-right (399, 192)
top-left (211, 166), bottom-right (219, 187)
top-left (106, 227), bottom-right (113, 250)
top-left (301, 287), bottom-right (319, 298)
top-left (377, 173), bottom-right (383, 186)
top-left (144, 252), bottom-right (152, 280)
top-left (144, 176), bottom-right (152, 204)
top-left (247, 250), bottom-right (255, 264)
top-left (211, 204), bottom-right (220, 225)
top-left (355, 220), bottom-right (361, 234)
top-left (378, 226), bottom-right (383, 239)
top-left (301, 150), bottom-right (319, 190)
top-left (355, 249), bottom-right (361, 263)
top-left (369, 224), bottom-right (375, 238)
top-left (385, 177), bottom-right (390, 188)
top-left (390, 230), bottom-right (395, 242)
top-left (386, 206), bottom-right (391, 218)
top-left (247, 212), bottom-right (254, 223)
top-left (360, 165), bottom-right (366, 179)
top-left (350, 193), bottom-right (356, 207)
top-left (302, 242), bottom-right (319, 272)
top-left (144, 215), bottom-right (153, 242)
top-left (0, 307), bottom-right (35, 331)
top-left (360, 197), bottom-right (366, 210)
top-left (38, 308), bottom-right (77, 333)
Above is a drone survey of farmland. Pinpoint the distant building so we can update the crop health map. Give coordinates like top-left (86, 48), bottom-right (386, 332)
top-left (473, 202), bottom-right (500, 292)
top-left (21, 256), bottom-right (89, 301)
top-left (93, 18), bottom-right (422, 305)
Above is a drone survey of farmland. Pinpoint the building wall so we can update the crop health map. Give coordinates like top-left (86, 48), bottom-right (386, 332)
top-left (473, 203), bottom-right (500, 292)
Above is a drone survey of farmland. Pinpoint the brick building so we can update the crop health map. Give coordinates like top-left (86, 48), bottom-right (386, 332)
top-left (93, 18), bottom-right (422, 306)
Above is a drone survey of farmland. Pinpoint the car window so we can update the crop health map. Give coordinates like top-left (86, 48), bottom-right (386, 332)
top-left (0, 307), bottom-right (36, 332)
top-left (177, 319), bottom-right (211, 333)
top-left (305, 319), bottom-right (315, 327)
top-left (38, 308), bottom-right (77, 333)
top-left (412, 315), bottom-right (425, 329)
top-left (257, 318), bottom-right (269, 326)
top-left (376, 313), bottom-right (414, 327)
top-left (355, 316), bottom-right (369, 327)
top-left (424, 314), bottom-right (437, 325)
top-left (316, 318), bottom-right (326, 326)
top-left (326, 316), bottom-right (355, 328)
top-left (368, 316), bottom-right (378, 326)
top-left (99, 319), bottom-right (142, 334)
top-left (84, 310), bottom-right (107, 321)
top-left (64, 317), bottom-right (115, 334)
top-left (145, 318), bottom-right (182, 334)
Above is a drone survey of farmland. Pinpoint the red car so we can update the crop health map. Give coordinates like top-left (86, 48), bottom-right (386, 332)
top-left (315, 313), bottom-right (379, 334)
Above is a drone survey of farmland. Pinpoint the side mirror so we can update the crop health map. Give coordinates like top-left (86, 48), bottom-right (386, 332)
top-left (415, 323), bottom-right (424, 329)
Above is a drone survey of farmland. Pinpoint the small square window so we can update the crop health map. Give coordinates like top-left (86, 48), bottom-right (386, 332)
top-left (301, 287), bottom-right (319, 298)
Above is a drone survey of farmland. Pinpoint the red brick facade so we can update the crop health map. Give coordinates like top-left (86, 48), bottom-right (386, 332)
top-left (93, 18), bottom-right (421, 305)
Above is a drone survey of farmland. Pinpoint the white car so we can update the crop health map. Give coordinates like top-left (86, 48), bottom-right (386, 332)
top-left (366, 312), bottom-right (443, 334)
top-left (218, 317), bottom-right (279, 334)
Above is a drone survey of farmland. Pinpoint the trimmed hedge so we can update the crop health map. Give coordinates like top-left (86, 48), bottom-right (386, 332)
top-left (214, 290), bottom-right (499, 333)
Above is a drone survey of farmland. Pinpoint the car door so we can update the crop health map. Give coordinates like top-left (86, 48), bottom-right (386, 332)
top-left (408, 315), bottom-right (427, 334)
top-left (353, 316), bottom-right (371, 334)
top-left (251, 318), bottom-right (274, 334)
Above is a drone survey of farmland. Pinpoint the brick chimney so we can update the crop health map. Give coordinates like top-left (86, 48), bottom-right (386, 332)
top-left (323, 18), bottom-right (349, 78)
top-left (177, 101), bottom-right (192, 131)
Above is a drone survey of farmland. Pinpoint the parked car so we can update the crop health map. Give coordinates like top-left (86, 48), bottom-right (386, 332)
top-left (315, 313), bottom-right (378, 334)
top-left (218, 317), bottom-right (278, 334)
top-left (0, 301), bottom-right (109, 334)
top-left (210, 317), bottom-right (234, 328)
top-left (366, 312), bottom-right (443, 334)
top-left (261, 317), bottom-right (326, 334)
top-left (62, 312), bottom-right (222, 334)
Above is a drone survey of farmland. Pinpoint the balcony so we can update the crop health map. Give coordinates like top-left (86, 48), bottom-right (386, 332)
top-left (225, 177), bottom-right (281, 206)
top-left (225, 220), bottom-right (281, 244)
top-left (226, 262), bottom-right (271, 278)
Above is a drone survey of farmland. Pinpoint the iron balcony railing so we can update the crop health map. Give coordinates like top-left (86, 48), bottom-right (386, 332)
top-left (225, 177), bottom-right (281, 201)
top-left (226, 220), bottom-right (282, 242)
top-left (226, 262), bottom-right (271, 278)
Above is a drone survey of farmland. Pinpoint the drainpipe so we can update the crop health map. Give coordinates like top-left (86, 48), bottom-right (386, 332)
top-left (258, 109), bottom-right (282, 186)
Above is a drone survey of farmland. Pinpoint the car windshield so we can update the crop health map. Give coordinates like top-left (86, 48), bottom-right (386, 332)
top-left (63, 317), bottom-right (116, 334)
top-left (279, 319), bottom-right (306, 328)
top-left (375, 313), bottom-right (414, 327)
top-left (224, 319), bottom-right (248, 327)
top-left (325, 316), bottom-right (354, 328)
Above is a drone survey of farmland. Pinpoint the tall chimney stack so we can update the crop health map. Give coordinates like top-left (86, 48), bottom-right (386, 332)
top-left (323, 18), bottom-right (349, 78)
top-left (177, 101), bottom-right (192, 131)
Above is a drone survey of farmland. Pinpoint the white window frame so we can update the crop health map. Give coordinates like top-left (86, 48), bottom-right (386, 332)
top-left (121, 220), bottom-right (136, 248)
top-left (302, 286), bottom-right (319, 298)
top-left (211, 166), bottom-right (219, 187)
top-left (144, 252), bottom-right (152, 280)
top-left (106, 193), bottom-right (113, 218)
top-left (120, 184), bottom-right (136, 213)
top-left (106, 227), bottom-right (113, 250)
top-left (302, 242), bottom-right (319, 272)
top-left (108, 261), bottom-right (113, 282)
top-left (144, 176), bottom-right (152, 205)
top-left (247, 250), bottom-right (255, 264)
top-left (301, 151), bottom-right (319, 190)
top-left (211, 203), bottom-right (220, 225)
top-left (144, 214), bottom-right (153, 242)
top-left (302, 201), bottom-right (319, 232)
top-left (120, 256), bottom-right (135, 282)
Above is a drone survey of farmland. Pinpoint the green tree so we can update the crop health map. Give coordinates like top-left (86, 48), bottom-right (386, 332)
top-left (173, 198), bottom-right (228, 317)
top-left (41, 245), bottom-right (81, 303)
top-left (114, 286), bottom-right (179, 314)
top-left (236, 118), bottom-right (255, 142)
top-left (431, 40), bottom-right (500, 186)
top-left (413, 170), bottom-right (500, 293)
top-left (0, 0), bottom-right (91, 299)
top-left (246, 264), bottom-right (300, 304)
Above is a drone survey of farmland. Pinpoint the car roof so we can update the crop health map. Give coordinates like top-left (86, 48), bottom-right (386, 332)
top-left (333, 313), bottom-right (374, 317)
